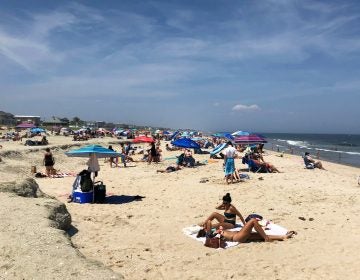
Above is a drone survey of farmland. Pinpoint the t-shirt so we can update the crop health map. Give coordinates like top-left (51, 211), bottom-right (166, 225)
top-left (224, 146), bottom-right (236, 158)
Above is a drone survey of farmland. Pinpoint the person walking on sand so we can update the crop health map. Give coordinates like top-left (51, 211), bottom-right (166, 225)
top-left (223, 141), bottom-right (237, 184)
top-left (43, 148), bottom-right (55, 177)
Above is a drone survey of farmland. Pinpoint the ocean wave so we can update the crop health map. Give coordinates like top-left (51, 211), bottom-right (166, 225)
top-left (286, 140), bottom-right (308, 147)
top-left (314, 148), bottom-right (360, 156)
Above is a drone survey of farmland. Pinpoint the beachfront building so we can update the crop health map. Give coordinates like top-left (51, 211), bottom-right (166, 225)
top-left (42, 117), bottom-right (69, 128)
top-left (14, 115), bottom-right (41, 126)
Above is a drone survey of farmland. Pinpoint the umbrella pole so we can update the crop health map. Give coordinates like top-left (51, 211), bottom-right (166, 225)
top-left (92, 172), bottom-right (96, 203)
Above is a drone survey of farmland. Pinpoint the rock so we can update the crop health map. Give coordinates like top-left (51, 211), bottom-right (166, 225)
top-left (0, 178), bottom-right (46, 198)
top-left (45, 200), bottom-right (72, 231)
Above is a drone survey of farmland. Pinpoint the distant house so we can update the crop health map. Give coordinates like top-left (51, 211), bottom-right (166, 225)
top-left (14, 115), bottom-right (41, 126)
top-left (0, 111), bottom-right (15, 126)
top-left (42, 117), bottom-right (69, 128)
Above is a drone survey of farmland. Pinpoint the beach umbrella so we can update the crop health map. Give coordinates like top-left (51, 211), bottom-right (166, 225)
top-left (232, 130), bottom-right (250, 136)
top-left (65, 145), bottom-right (122, 203)
top-left (169, 130), bottom-right (179, 140)
top-left (133, 136), bottom-right (154, 143)
top-left (210, 143), bottom-right (227, 155)
top-left (30, 127), bottom-right (46, 134)
top-left (172, 138), bottom-right (201, 149)
top-left (65, 144), bottom-right (122, 158)
top-left (233, 134), bottom-right (267, 144)
top-left (16, 123), bottom-right (36, 129)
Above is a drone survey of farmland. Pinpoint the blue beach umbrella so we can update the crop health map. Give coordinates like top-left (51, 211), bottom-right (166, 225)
top-left (170, 130), bottom-right (180, 140)
top-left (212, 132), bottom-right (234, 140)
top-left (30, 127), bottom-right (46, 134)
top-left (65, 144), bottom-right (122, 158)
top-left (172, 138), bottom-right (201, 149)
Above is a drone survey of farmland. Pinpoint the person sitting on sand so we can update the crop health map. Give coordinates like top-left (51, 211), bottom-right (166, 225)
top-left (199, 218), bottom-right (296, 242)
top-left (156, 165), bottom-right (182, 173)
top-left (201, 193), bottom-right (246, 230)
top-left (40, 136), bottom-right (48, 145)
top-left (303, 152), bottom-right (325, 170)
top-left (242, 154), bottom-right (280, 173)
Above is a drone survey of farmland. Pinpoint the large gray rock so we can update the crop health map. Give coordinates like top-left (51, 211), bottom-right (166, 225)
top-left (0, 178), bottom-right (46, 198)
top-left (45, 200), bottom-right (72, 231)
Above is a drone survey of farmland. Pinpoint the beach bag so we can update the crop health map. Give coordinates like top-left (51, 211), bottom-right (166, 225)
top-left (204, 236), bottom-right (226, 249)
top-left (79, 170), bottom-right (93, 192)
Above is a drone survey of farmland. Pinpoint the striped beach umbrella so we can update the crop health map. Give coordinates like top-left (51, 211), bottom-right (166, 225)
top-left (234, 134), bottom-right (267, 144)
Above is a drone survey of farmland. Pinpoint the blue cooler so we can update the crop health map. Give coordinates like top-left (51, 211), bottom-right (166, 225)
top-left (72, 190), bottom-right (93, 204)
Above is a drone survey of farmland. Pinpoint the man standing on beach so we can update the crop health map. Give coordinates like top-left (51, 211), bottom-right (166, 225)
top-left (223, 141), bottom-right (237, 184)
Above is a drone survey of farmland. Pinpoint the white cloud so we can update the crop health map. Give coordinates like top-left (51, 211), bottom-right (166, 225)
top-left (232, 104), bottom-right (260, 112)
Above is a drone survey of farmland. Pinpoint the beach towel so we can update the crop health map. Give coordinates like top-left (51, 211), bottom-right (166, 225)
top-left (183, 221), bottom-right (288, 249)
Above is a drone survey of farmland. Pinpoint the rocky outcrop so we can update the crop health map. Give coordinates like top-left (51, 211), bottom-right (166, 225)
top-left (0, 178), bottom-right (46, 198)
top-left (0, 178), bottom-right (123, 279)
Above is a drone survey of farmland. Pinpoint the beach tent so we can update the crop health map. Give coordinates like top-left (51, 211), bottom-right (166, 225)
top-left (172, 138), bottom-right (201, 149)
top-left (234, 134), bottom-right (267, 144)
top-left (133, 136), bottom-right (154, 143)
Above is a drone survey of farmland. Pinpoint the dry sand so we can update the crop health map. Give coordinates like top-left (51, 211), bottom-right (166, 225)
top-left (0, 135), bottom-right (359, 280)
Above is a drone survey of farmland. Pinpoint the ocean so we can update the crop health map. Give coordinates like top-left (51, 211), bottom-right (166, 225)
top-left (261, 133), bottom-right (360, 168)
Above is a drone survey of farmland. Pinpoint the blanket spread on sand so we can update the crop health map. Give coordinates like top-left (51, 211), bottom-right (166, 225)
top-left (183, 221), bottom-right (288, 249)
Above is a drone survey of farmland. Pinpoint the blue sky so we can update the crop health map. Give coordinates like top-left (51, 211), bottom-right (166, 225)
top-left (1, 0), bottom-right (359, 133)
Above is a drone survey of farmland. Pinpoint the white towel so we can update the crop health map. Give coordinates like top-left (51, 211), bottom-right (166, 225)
top-left (182, 221), bottom-right (288, 249)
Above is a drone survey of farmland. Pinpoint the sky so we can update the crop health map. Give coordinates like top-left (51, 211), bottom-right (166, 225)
top-left (0, 0), bottom-right (360, 134)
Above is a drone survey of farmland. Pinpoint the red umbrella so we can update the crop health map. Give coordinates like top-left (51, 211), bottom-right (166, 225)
top-left (133, 136), bottom-right (154, 143)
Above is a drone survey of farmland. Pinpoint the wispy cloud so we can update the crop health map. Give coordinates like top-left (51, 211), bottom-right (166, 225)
top-left (232, 104), bottom-right (260, 112)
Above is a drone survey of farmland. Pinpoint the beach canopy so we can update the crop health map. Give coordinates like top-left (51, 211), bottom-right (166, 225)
top-left (133, 136), bottom-right (154, 143)
top-left (172, 138), bottom-right (201, 149)
top-left (234, 134), bottom-right (267, 144)
top-left (30, 127), bottom-right (46, 134)
top-left (232, 130), bottom-right (250, 136)
top-left (65, 145), bottom-right (122, 158)
top-left (16, 123), bottom-right (36, 128)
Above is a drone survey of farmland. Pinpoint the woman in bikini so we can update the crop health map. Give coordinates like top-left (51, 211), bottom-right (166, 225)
top-left (202, 218), bottom-right (296, 242)
top-left (202, 193), bottom-right (246, 230)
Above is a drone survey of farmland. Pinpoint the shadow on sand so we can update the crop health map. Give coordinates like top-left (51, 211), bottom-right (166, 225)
top-left (104, 195), bottom-right (145, 205)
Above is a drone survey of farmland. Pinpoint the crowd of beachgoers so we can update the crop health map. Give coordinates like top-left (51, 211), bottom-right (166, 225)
top-left (1, 125), bottom-right (359, 279)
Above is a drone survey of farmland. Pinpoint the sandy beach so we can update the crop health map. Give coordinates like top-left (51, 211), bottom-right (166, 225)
top-left (1, 135), bottom-right (359, 280)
